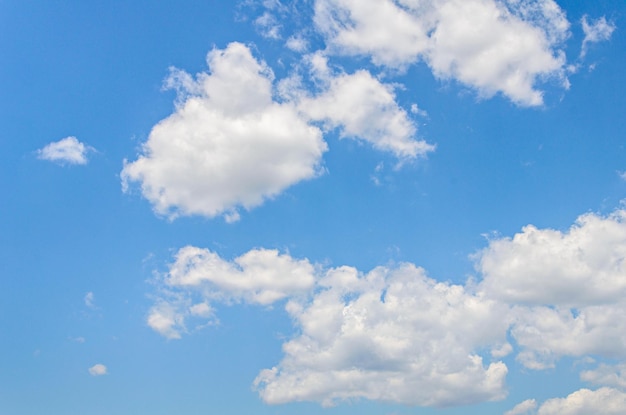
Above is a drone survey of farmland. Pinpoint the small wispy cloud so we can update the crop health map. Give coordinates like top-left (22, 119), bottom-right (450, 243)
top-left (37, 136), bottom-right (94, 165)
top-left (581, 15), bottom-right (616, 58)
top-left (84, 292), bottom-right (96, 308)
top-left (88, 364), bottom-right (107, 376)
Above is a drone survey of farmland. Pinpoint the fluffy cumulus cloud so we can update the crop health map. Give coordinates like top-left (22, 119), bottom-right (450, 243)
top-left (88, 364), bottom-right (108, 376)
top-left (478, 210), bottom-right (626, 307)
top-left (122, 42), bottom-right (327, 220)
top-left (37, 136), bottom-right (93, 165)
top-left (505, 399), bottom-right (537, 415)
top-left (580, 363), bottom-right (626, 390)
top-left (147, 207), bottom-right (626, 406)
top-left (476, 208), bottom-right (626, 369)
top-left (289, 53), bottom-right (434, 159)
top-left (506, 388), bottom-right (626, 414)
top-left (537, 388), bottom-right (626, 415)
top-left (254, 264), bottom-right (509, 407)
top-left (149, 248), bottom-right (509, 406)
top-left (147, 246), bottom-right (317, 339)
top-left (313, 0), bottom-right (571, 106)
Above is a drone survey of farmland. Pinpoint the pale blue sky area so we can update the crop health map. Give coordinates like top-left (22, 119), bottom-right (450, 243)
top-left (2, 1), bottom-right (626, 414)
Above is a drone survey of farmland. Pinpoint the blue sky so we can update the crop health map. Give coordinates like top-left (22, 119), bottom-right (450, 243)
top-left (2, 0), bottom-right (626, 414)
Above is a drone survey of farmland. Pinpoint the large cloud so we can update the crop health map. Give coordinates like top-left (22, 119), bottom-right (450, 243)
top-left (147, 207), bottom-right (626, 405)
top-left (122, 42), bottom-right (433, 221)
top-left (477, 209), bottom-right (626, 369)
top-left (122, 42), bottom-right (327, 220)
top-left (149, 248), bottom-right (509, 406)
top-left (313, 0), bottom-right (571, 106)
top-left (254, 264), bottom-right (509, 407)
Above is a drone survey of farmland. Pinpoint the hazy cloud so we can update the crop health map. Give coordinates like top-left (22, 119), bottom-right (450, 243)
top-left (581, 15), bottom-right (616, 58)
top-left (88, 364), bottom-right (107, 376)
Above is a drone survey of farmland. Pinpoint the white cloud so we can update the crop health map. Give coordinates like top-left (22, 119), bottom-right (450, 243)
top-left (37, 136), bottom-right (93, 165)
top-left (505, 399), bottom-right (537, 415)
top-left (145, 207), bottom-right (626, 406)
top-left (147, 300), bottom-right (187, 340)
top-left (148, 248), bottom-right (508, 407)
top-left (536, 388), bottom-right (626, 415)
top-left (88, 364), bottom-right (107, 376)
top-left (286, 35), bottom-right (308, 52)
top-left (282, 52), bottom-right (435, 160)
top-left (84, 292), bottom-right (95, 308)
top-left (313, 0), bottom-right (571, 106)
top-left (580, 363), bottom-right (626, 390)
top-left (255, 11), bottom-right (282, 39)
top-left (510, 304), bottom-right (626, 369)
top-left (121, 42), bottom-right (327, 220)
top-left (166, 246), bottom-right (317, 304)
top-left (254, 264), bottom-right (509, 407)
top-left (478, 209), bottom-right (626, 307)
top-left (476, 208), bottom-right (626, 369)
top-left (147, 246), bottom-right (317, 339)
top-left (581, 15), bottom-right (616, 58)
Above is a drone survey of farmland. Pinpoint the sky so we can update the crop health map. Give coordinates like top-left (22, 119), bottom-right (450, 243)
top-left (2, 0), bottom-right (626, 414)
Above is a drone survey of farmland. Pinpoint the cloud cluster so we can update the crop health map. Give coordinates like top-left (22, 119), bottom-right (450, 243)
top-left (150, 251), bottom-right (509, 406)
top-left (147, 207), bottom-right (626, 407)
top-left (313, 0), bottom-right (571, 106)
top-left (123, 42), bottom-right (429, 220)
top-left (37, 136), bottom-right (93, 165)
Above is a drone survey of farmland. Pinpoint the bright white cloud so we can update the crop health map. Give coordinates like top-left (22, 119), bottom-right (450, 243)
top-left (166, 246), bottom-right (317, 304)
top-left (254, 264), bottom-right (509, 407)
top-left (148, 248), bottom-right (508, 407)
top-left (478, 209), bottom-right (626, 307)
top-left (510, 304), bottom-right (626, 369)
top-left (505, 399), bottom-right (537, 415)
top-left (280, 52), bottom-right (434, 160)
top-left (581, 15), bottom-right (616, 58)
top-left (313, 0), bottom-right (571, 106)
top-left (296, 53), bottom-right (434, 159)
top-left (536, 388), bottom-right (626, 415)
top-left (121, 42), bottom-right (327, 220)
top-left (147, 246), bottom-right (317, 339)
top-left (580, 363), bottom-right (626, 390)
top-left (146, 206), bottom-right (626, 406)
top-left (476, 208), bottom-right (626, 369)
top-left (37, 136), bottom-right (92, 165)
top-left (88, 363), bottom-right (108, 376)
